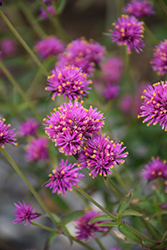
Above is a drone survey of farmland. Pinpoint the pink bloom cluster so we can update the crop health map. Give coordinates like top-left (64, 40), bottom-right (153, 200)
top-left (57, 37), bottom-right (106, 74)
top-left (1, 38), bottom-right (16, 58)
top-left (44, 159), bottom-right (84, 196)
top-left (43, 101), bottom-right (105, 155)
top-left (34, 36), bottom-right (64, 59)
top-left (110, 15), bottom-right (145, 54)
top-left (151, 40), bottom-right (167, 75)
top-left (39, 5), bottom-right (55, 18)
top-left (123, 0), bottom-right (155, 18)
top-left (26, 137), bottom-right (49, 162)
top-left (18, 119), bottom-right (39, 138)
top-left (46, 66), bottom-right (92, 100)
top-left (0, 118), bottom-right (17, 147)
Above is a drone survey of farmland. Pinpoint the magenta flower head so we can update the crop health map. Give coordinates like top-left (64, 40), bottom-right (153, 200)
top-left (142, 157), bottom-right (167, 181)
top-left (44, 159), bottom-right (84, 196)
top-left (26, 137), bottom-right (49, 162)
top-left (18, 119), bottom-right (39, 138)
top-left (57, 37), bottom-right (106, 75)
top-left (1, 38), bottom-right (16, 58)
top-left (151, 40), bottom-right (167, 75)
top-left (138, 81), bottom-right (167, 130)
top-left (43, 101), bottom-right (104, 155)
top-left (101, 57), bottom-right (123, 84)
top-left (34, 36), bottom-right (64, 59)
top-left (39, 5), bottom-right (55, 18)
top-left (75, 210), bottom-right (109, 241)
top-left (110, 15), bottom-right (145, 54)
top-left (123, 0), bottom-right (155, 18)
top-left (78, 134), bottom-right (128, 178)
top-left (12, 201), bottom-right (40, 226)
top-left (103, 84), bottom-right (120, 100)
top-left (46, 66), bottom-right (92, 100)
top-left (110, 248), bottom-right (122, 250)
top-left (0, 118), bottom-right (17, 148)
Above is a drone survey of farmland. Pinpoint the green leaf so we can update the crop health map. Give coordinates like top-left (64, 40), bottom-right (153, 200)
top-left (61, 210), bottom-right (85, 225)
top-left (49, 213), bottom-right (61, 223)
top-left (96, 222), bottom-right (118, 226)
top-left (44, 232), bottom-right (57, 250)
top-left (121, 210), bottom-right (143, 217)
top-left (103, 32), bottom-right (111, 37)
top-left (89, 215), bottom-right (113, 224)
top-left (118, 224), bottom-right (149, 249)
top-left (117, 189), bottom-right (133, 214)
top-left (62, 225), bottom-right (73, 245)
top-left (57, 0), bottom-right (66, 13)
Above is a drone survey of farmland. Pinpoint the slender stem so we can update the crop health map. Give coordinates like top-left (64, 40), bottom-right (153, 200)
top-left (144, 22), bottom-right (159, 44)
top-left (95, 238), bottom-right (106, 250)
top-left (107, 176), bottom-right (124, 197)
top-left (31, 221), bottom-right (59, 233)
top-left (0, 148), bottom-right (60, 229)
top-left (0, 60), bottom-right (42, 122)
top-left (75, 186), bottom-right (117, 220)
top-left (124, 222), bottom-right (156, 243)
top-left (0, 10), bottom-right (49, 77)
top-left (161, 230), bottom-right (167, 243)
top-left (72, 237), bottom-right (96, 250)
top-left (112, 168), bottom-right (129, 193)
top-left (159, 0), bottom-right (167, 15)
top-left (18, 1), bottom-right (47, 39)
top-left (38, 0), bottom-right (71, 42)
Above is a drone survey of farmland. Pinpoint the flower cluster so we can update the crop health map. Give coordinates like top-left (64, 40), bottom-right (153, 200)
top-left (123, 0), bottom-right (155, 18)
top-left (138, 81), bottom-right (167, 130)
top-left (110, 15), bottom-right (145, 54)
top-left (44, 159), bottom-right (84, 196)
top-left (103, 84), bottom-right (120, 100)
top-left (1, 38), bottom-right (16, 58)
top-left (46, 66), bottom-right (92, 100)
top-left (39, 5), bottom-right (55, 18)
top-left (12, 201), bottom-right (39, 226)
top-left (142, 157), bottom-right (167, 181)
top-left (43, 101), bottom-right (105, 155)
top-left (26, 137), bottom-right (49, 162)
top-left (18, 119), bottom-right (39, 138)
top-left (75, 210), bottom-right (109, 241)
top-left (34, 36), bottom-right (64, 59)
top-left (57, 37), bottom-right (106, 74)
top-left (0, 118), bottom-right (17, 147)
top-left (78, 134), bottom-right (128, 178)
top-left (151, 40), bottom-right (167, 75)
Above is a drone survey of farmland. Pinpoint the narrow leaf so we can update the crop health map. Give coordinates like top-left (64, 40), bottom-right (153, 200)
top-left (57, 0), bottom-right (66, 13)
top-left (117, 189), bottom-right (133, 214)
top-left (61, 210), bottom-right (85, 225)
top-left (96, 222), bottom-right (118, 226)
top-left (89, 215), bottom-right (113, 224)
top-left (44, 232), bottom-right (57, 250)
top-left (121, 210), bottom-right (143, 217)
top-left (62, 225), bottom-right (73, 245)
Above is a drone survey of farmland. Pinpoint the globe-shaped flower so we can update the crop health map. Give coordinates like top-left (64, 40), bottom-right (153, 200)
top-left (110, 15), bottom-right (145, 54)
top-left (142, 157), bottom-right (167, 180)
top-left (57, 37), bottom-right (106, 74)
top-left (75, 210), bottom-right (109, 241)
top-left (103, 84), bottom-right (120, 100)
top-left (138, 81), bottom-right (167, 130)
top-left (12, 201), bottom-right (40, 226)
top-left (46, 66), bottom-right (92, 100)
top-left (1, 38), bottom-right (16, 58)
top-left (39, 5), bottom-right (55, 18)
top-left (123, 0), bottom-right (155, 18)
top-left (151, 40), bottom-right (167, 75)
top-left (26, 137), bottom-right (49, 162)
top-left (34, 36), bottom-right (64, 59)
top-left (43, 101), bottom-right (105, 155)
top-left (0, 118), bottom-right (17, 147)
top-left (18, 119), bottom-right (39, 138)
top-left (44, 159), bottom-right (84, 196)
top-left (78, 134), bottom-right (128, 178)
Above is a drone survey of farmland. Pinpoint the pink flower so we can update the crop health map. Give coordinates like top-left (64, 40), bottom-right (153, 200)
top-left (26, 137), bottom-right (49, 162)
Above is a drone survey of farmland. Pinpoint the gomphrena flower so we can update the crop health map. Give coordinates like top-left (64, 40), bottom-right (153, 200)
top-left (101, 57), bottom-right (123, 84)
top-left (44, 159), bottom-right (84, 196)
top-left (34, 36), bottom-right (64, 59)
top-left (18, 119), bottom-right (39, 138)
top-left (0, 118), bottom-right (17, 147)
top-left (78, 134), bottom-right (128, 178)
top-left (57, 37), bottom-right (106, 75)
top-left (103, 84), bottom-right (120, 100)
top-left (43, 101), bottom-right (105, 155)
top-left (123, 0), bottom-right (155, 18)
top-left (39, 5), bottom-right (55, 18)
top-left (110, 15), bottom-right (145, 54)
top-left (162, 203), bottom-right (167, 210)
top-left (151, 40), bottom-right (167, 75)
top-left (1, 38), bottom-right (16, 58)
top-left (75, 210), bottom-right (109, 241)
top-left (138, 81), bottom-right (167, 130)
top-left (46, 65), bottom-right (92, 100)
top-left (12, 201), bottom-right (39, 226)
top-left (26, 137), bottom-right (49, 162)
top-left (142, 157), bottom-right (167, 181)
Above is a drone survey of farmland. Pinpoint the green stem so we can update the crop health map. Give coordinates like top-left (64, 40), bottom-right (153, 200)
top-left (0, 60), bottom-right (42, 122)
top-left (31, 221), bottom-right (59, 233)
top-left (38, 0), bottom-right (71, 42)
top-left (0, 10), bottom-right (49, 77)
top-left (159, 0), bottom-right (167, 15)
top-left (144, 22), bottom-right (159, 44)
top-left (0, 148), bottom-right (60, 229)
top-left (112, 168), bottom-right (129, 193)
top-left (18, 1), bottom-right (47, 39)
top-left (75, 186), bottom-right (117, 220)
top-left (161, 230), bottom-right (167, 243)
top-left (107, 176), bottom-right (124, 197)
top-left (124, 222), bottom-right (157, 244)
top-left (95, 238), bottom-right (106, 250)
top-left (72, 237), bottom-right (96, 250)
